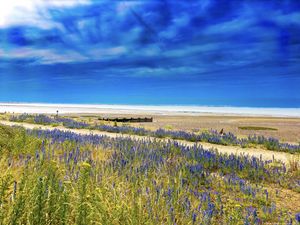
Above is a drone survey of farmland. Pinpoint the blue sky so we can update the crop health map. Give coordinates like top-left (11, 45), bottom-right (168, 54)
top-left (0, 0), bottom-right (300, 107)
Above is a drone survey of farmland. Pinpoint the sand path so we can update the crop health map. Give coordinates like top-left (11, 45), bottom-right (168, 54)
top-left (1, 120), bottom-right (298, 164)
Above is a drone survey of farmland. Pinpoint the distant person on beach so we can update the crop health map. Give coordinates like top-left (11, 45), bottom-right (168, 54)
top-left (219, 128), bottom-right (224, 135)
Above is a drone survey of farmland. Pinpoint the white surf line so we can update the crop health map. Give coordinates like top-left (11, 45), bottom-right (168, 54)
top-left (1, 103), bottom-right (300, 117)
top-left (0, 120), bottom-right (298, 164)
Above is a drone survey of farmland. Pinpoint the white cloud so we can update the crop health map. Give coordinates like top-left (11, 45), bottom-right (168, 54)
top-left (116, 1), bottom-right (142, 16)
top-left (203, 17), bottom-right (253, 35)
top-left (2, 47), bottom-right (88, 64)
top-left (89, 46), bottom-right (127, 59)
top-left (0, 0), bottom-right (91, 28)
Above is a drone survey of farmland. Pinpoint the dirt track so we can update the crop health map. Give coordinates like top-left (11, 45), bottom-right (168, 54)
top-left (1, 120), bottom-right (298, 164)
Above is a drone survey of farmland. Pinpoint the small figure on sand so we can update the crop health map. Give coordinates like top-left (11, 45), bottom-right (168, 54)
top-left (219, 128), bottom-right (224, 135)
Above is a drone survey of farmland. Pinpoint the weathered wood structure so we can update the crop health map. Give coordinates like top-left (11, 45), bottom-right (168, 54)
top-left (98, 117), bottom-right (153, 123)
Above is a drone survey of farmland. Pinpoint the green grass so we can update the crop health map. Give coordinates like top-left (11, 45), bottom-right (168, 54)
top-left (0, 113), bottom-right (10, 120)
top-left (80, 115), bottom-right (96, 118)
top-left (0, 124), bottom-right (299, 224)
top-left (164, 125), bottom-right (174, 130)
top-left (238, 126), bottom-right (278, 131)
top-left (0, 125), bottom-right (42, 155)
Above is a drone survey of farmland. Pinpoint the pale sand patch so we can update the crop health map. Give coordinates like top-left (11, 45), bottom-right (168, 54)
top-left (1, 103), bottom-right (300, 117)
top-left (1, 120), bottom-right (298, 164)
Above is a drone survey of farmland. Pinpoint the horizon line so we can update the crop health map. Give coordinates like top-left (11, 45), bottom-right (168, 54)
top-left (1, 102), bottom-right (300, 109)
top-left (1, 102), bottom-right (300, 118)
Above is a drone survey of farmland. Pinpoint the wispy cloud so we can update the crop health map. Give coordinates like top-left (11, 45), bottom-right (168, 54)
top-left (0, 1), bottom-right (299, 67)
top-left (0, 0), bottom-right (299, 98)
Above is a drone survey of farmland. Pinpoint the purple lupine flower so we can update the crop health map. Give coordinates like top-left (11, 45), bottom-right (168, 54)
top-left (264, 189), bottom-right (269, 201)
top-left (192, 212), bottom-right (197, 223)
top-left (295, 213), bottom-right (300, 223)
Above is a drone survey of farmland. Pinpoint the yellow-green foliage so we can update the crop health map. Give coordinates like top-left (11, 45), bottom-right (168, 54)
top-left (0, 125), bottom-right (42, 155)
top-left (0, 113), bottom-right (10, 120)
top-left (164, 125), bottom-right (174, 130)
top-left (238, 126), bottom-right (278, 131)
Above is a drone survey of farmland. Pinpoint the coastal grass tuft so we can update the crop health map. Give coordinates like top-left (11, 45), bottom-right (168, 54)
top-left (238, 126), bottom-right (278, 131)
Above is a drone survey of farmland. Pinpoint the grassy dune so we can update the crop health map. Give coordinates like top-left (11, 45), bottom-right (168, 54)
top-left (0, 124), bottom-right (299, 224)
top-left (7, 113), bottom-right (300, 153)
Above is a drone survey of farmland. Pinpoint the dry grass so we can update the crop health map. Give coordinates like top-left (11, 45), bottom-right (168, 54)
top-left (91, 148), bottom-right (113, 162)
top-left (266, 184), bottom-right (300, 214)
top-left (288, 155), bottom-right (300, 172)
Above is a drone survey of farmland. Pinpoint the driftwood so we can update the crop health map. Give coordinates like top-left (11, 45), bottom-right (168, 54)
top-left (98, 117), bottom-right (153, 123)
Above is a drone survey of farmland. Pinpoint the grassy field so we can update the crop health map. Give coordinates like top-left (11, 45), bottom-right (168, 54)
top-left (6, 113), bottom-right (300, 153)
top-left (238, 126), bottom-right (278, 131)
top-left (0, 124), bottom-right (300, 224)
top-left (3, 112), bottom-right (300, 142)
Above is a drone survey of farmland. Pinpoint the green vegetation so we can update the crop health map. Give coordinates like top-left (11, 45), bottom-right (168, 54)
top-left (0, 125), bottom-right (42, 155)
top-left (238, 126), bottom-right (278, 131)
top-left (0, 113), bottom-right (9, 121)
top-left (0, 124), bottom-right (299, 224)
top-left (164, 124), bottom-right (174, 130)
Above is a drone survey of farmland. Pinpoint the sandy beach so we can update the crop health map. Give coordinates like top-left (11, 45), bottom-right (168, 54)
top-left (1, 103), bottom-right (300, 142)
top-left (1, 103), bottom-right (300, 117)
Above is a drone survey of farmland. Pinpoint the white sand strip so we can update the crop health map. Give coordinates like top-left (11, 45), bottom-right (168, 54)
top-left (0, 103), bottom-right (300, 117)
